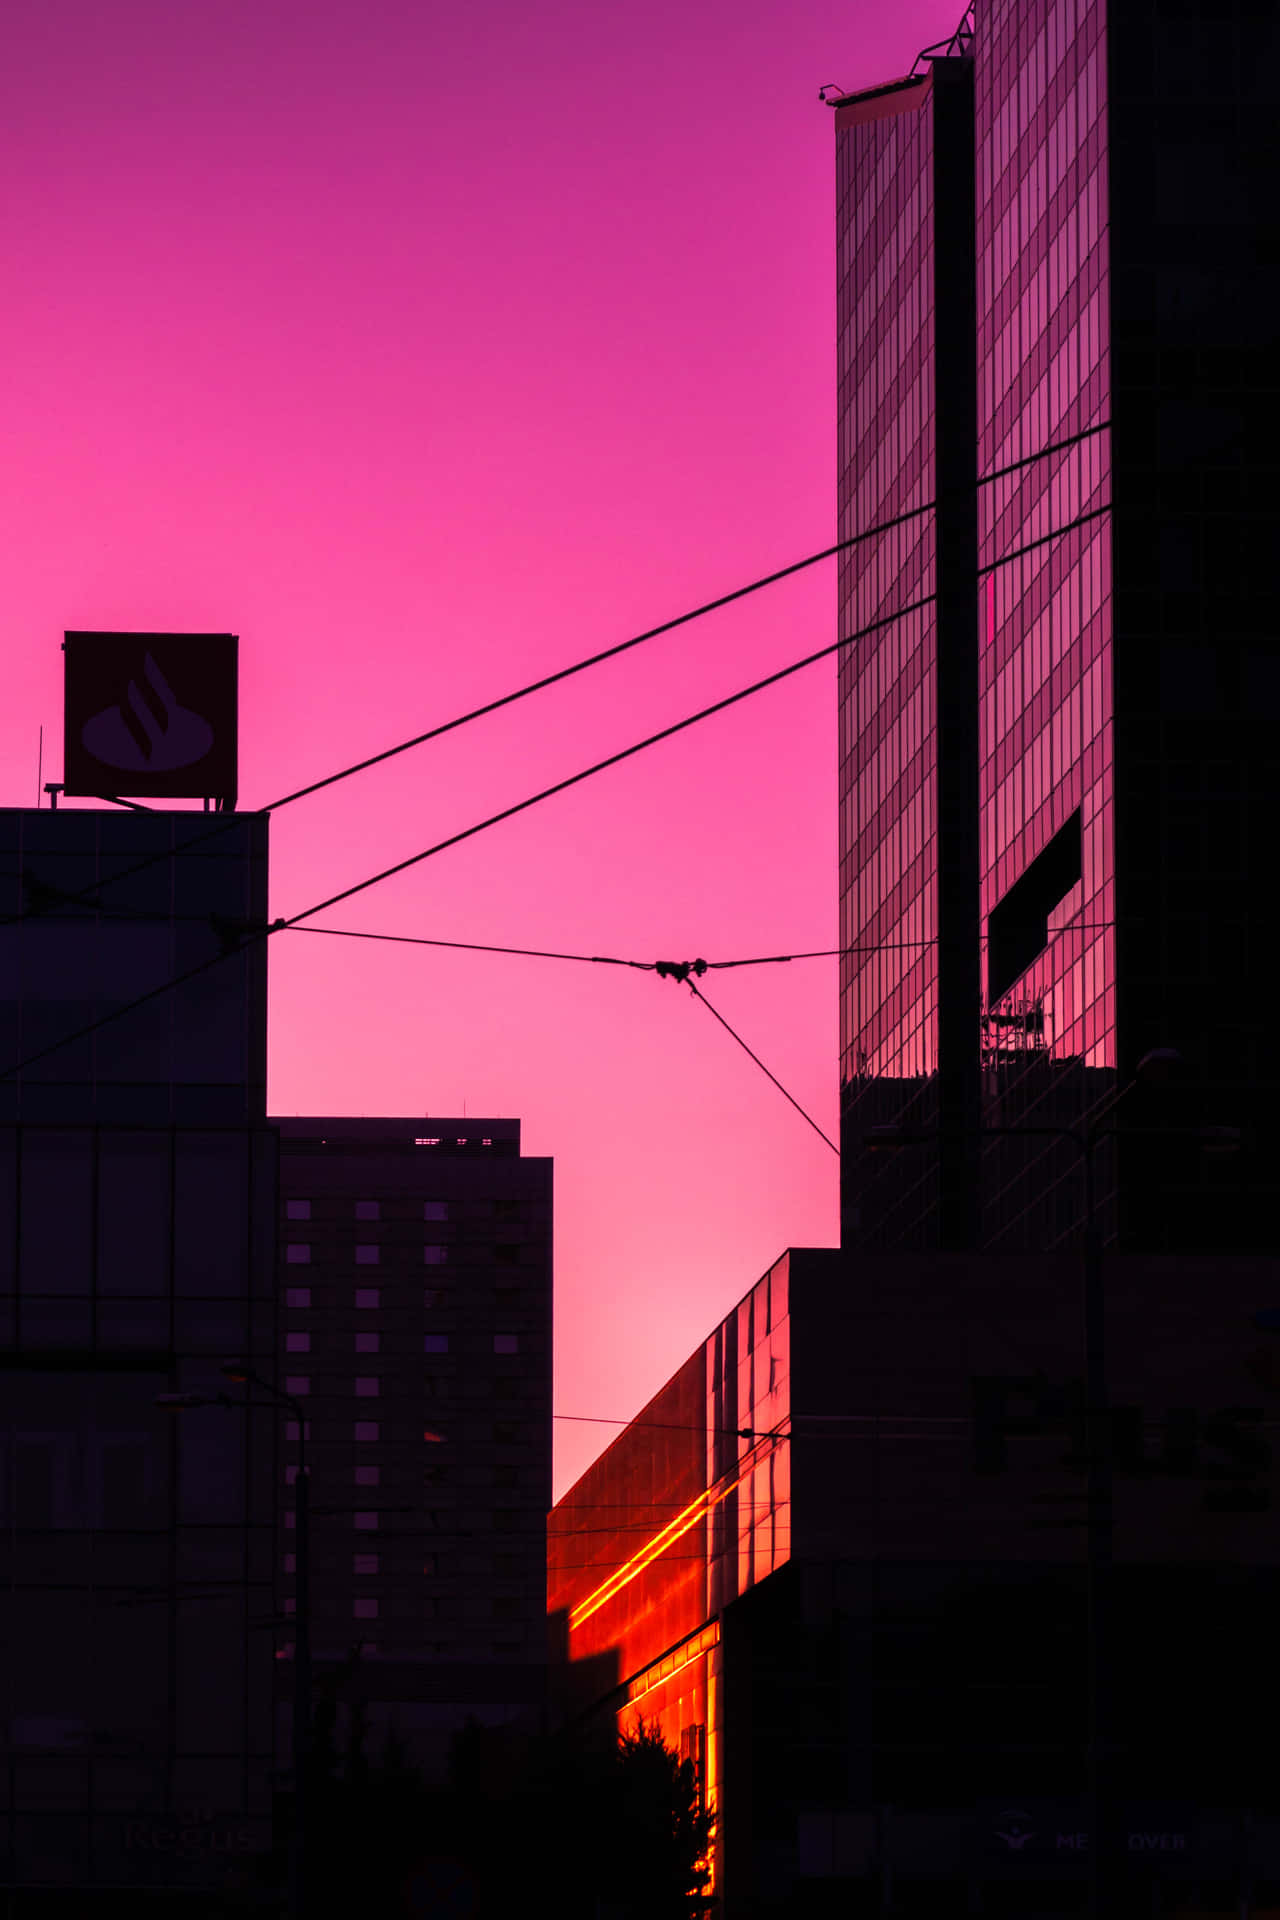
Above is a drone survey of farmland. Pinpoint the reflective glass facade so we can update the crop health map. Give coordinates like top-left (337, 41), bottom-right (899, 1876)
top-left (975, 0), bottom-right (1117, 1246)
top-left (837, 75), bottom-right (941, 1242)
top-left (549, 1250), bottom-right (811, 1907)
top-left (837, 0), bottom-right (1280, 1253)
top-left (551, 1246), bottom-right (1280, 1909)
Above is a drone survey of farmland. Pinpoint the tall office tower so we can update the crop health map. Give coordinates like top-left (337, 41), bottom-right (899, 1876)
top-left (273, 1116), bottom-right (552, 1781)
top-left (0, 807), bottom-right (277, 1904)
top-left (835, 22), bottom-right (981, 1251)
top-left (836, 1), bottom-right (1280, 1253)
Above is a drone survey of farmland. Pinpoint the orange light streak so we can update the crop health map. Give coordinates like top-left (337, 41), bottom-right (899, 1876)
top-left (566, 1426), bottom-right (789, 1632)
top-left (569, 1475), bottom-right (742, 1631)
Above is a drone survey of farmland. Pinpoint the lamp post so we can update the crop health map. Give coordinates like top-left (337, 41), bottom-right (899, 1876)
top-left (864, 1046), bottom-right (1205, 1920)
top-left (159, 1363), bottom-right (311, 1920)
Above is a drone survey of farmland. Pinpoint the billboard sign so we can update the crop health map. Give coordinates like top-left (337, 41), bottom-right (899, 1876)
top-left (63, 631), bottom-right (238, 804)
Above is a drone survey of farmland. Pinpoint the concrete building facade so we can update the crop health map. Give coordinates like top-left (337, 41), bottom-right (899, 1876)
top-left (0, 806), bottom-right (276, 1910)
top-left (273, 1116), bottom-right (552, 1782)
top-left (550, 1245), bottom-right (1280, 1917)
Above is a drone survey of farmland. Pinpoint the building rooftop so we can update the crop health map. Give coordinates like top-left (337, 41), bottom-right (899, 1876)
top-left (272, 1115), bottom-right (522, 1152)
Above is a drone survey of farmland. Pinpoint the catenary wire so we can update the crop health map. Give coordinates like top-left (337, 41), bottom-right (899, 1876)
top-left (684, 978), bottom-right (838, 1155)
top-left (1, 500), bottom-right (934, 933)
top-left (278, 922), bottom-right (1114, 1150)
top-left (0, 592), bottom-right (930, 1080)
top-left (6, 418), bottom-right (1110, 935)
top-left (282, 919), bottom-right (1122, 968)
top-left (2, 497), bottom-right (1110, 1084)
top-left (285, 925), bottom-right (654, 969)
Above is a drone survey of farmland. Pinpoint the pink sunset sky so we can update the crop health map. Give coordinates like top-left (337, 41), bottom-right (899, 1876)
top-left (1, 0), bottom-right (961, 1497)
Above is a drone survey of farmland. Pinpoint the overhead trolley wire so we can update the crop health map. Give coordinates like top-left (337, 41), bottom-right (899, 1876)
top-left (1, 498), bottom-right (933, 934)
top-left (2, 494), bottom-right (1114, 1086)
top-left (5, 417), bottom-right (1109, 937)
top-left (284, 919), bottom-right (1123, 969)
top-left (683, 978), bottom-right (838, 1155)
top-left (0, 591), bottom-right (924, 1080)
top-left (285, 924), bottom-right (654, 971)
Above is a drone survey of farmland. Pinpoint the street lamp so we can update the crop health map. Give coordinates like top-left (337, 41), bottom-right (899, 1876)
top-left (863, 1047), bottom-right (1240, 1920)
top-left (159, 1363), bottom-right (311, 1920)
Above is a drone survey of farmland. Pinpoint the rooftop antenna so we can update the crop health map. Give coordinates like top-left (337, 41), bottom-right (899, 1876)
top-left (36, 726), bottom-right (43, 804)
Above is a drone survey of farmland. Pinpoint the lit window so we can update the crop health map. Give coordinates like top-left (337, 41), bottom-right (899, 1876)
top-left (355, 1377), bottom-right (380, 1398)
top-left (286, 1288), bottom-right (311, 1309)
top-left (355, 1245), bottom-right (379, 1266)
top-left (283, 1553), bottom-right (296, 1573)
top-left (284, 1599), bottom-right (296, 1615)
top-left (286, 1376), bottom-right (310, 1396)
top-left (284, 1466), bottom-right (299, 1486)
top-left (287, 1200), bottom-right (311, 1221)
top-left (354, 1422), bottom-right (379, 1442)
top-left (423, 1245), bottom-right (447, 1266)
top-left (355, 1201), bottom-right (380, 1221)
top-left (355, 1465), bottom-right (380, 1487)
top-left (355, 1332), bottom-right (379, 1354)
top-left (424, 1334), bottom-right (449, 1354)
top-left (423, 1201), bottom-right (448, 1222)
top-left (286, 1245), bottom-right (311, 1266)
top-left (493, 1333), bottom-right (519, 1355)
top-left (414, 1137), bottom-right (442, 1146)
top-left (354, 1553), bottom-right (379, 1575)
top-left (286, 1421), bottom-right (311, 1441)
top-left (354, 1512), bottom-right (378, 1531)
top-left (355, 1288), bottom-right (380, 1309)
top-left (286, 1332), bottom-right (310, 1353)
top-left (285, 1510), bottom-right (296, 1531)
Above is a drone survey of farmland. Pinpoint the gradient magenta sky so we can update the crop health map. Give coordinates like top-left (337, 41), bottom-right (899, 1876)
top-left (2, 0), bottom-right (961, 1496)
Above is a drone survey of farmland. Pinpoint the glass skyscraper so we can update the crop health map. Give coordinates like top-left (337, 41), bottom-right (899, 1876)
top-left (836, 0), bottom-right (1278, 1254)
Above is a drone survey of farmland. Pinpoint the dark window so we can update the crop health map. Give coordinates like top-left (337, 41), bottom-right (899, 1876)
top-left (987, 811), bottom-right (1082, 1002)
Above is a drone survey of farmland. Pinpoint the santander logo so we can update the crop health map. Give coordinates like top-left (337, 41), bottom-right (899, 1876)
top-left (81, 652), bottom-right (214, 773)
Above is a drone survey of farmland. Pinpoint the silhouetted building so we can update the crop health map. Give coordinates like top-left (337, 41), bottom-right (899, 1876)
top-left (549, 1245), bottom-right (1280, 1917)
top-left (272, 1115), bottom-right (552, 1780)
top-left (836, 0), bottom-right (1280, 1255)
top-left (0, 806), bottom-right (276, 1908)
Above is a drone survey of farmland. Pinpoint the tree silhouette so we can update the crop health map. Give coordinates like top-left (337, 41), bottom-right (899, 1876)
top-left (233, 1693), bottom-right (714, 1918)
top-left (607, 1717), bottom-right (716, 1920)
